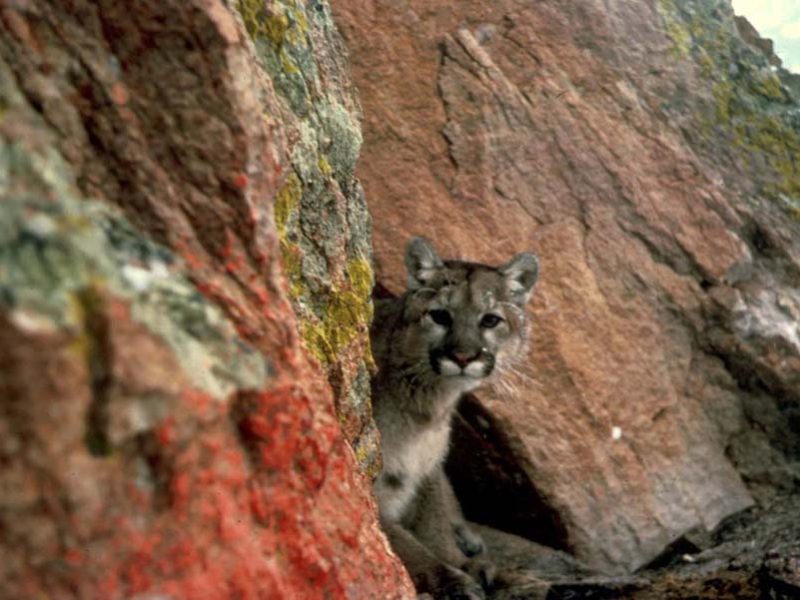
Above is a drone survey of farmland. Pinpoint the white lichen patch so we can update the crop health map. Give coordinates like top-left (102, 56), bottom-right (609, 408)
top-left (8, 308), bottom-right (59, 334)
top-left (23, 213), bottom-right (57, 238)
top-left (122, 264), bottom-right (156, 292)
top-left (0, 143), bottom-right (269, 402)
top-left (733, 285), bottom-right (800, 353)
top-left (121, 260), bottom-right (172, 293)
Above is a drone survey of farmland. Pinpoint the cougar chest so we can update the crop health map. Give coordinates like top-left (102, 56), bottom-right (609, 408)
top-left (375, 417), bottom-right (452, 522)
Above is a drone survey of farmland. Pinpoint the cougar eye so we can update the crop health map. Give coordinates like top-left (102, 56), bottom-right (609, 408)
top-left (480, 314), bottom-right (503, 329)
top-left (428, 309), bottom-right (452, 327)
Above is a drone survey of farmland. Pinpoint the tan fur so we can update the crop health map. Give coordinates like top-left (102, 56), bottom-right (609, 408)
top-left (371, 237), bottom-right (538, 599)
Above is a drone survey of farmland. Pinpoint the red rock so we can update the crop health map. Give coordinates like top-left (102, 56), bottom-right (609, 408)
top-left (0, 1), bottom-right (413, 598)
top-left (331, 0), bottom-right (798, 574)
top-left (111, 82), bottom-right (129, 106)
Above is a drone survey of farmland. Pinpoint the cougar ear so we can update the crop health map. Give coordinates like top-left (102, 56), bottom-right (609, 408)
top-left (499, 252), bottom-right (539, 305)
top-left (405, 236), bottom-right (443, 290)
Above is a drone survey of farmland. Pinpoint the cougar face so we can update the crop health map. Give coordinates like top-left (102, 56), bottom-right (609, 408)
top-left (400, 237), bottom-right (539, 391)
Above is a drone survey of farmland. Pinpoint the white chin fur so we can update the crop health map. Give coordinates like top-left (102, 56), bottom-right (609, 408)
top-left (439, 359), bottom-right (462, 377)
top-left (439, 358), bottom-right (487, 380)
top-left (464, 362), bottom-right (486, 378)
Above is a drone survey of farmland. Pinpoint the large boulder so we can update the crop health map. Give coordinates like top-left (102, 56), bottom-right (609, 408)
top-left (331, 0), bottom-right (800, 574)
top-left (0, 1), bottom-right (412, 598)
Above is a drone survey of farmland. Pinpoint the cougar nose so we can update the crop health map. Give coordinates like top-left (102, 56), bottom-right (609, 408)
top-left (452, 351), bottom-right (477, 368)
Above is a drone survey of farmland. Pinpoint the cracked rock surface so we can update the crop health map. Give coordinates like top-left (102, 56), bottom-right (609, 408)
top-left (472, 494), bottom-right (800, 598)
top-left (332, 0), bottom-right (800, 575)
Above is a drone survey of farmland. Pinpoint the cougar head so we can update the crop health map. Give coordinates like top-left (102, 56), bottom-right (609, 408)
top-left (399, 236), bottom-right (538, 391)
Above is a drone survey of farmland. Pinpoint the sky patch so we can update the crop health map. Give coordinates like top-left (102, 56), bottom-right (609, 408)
top-left (732, 0), bottom-right (800, 72)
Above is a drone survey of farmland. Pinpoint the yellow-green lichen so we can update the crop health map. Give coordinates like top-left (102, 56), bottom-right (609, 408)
top-left (318, 155), bottom-right (332, 178)
top-left (236, 0), bottom-right (308, 78)
top-left (666, 21), bottom-right (691, 57)
top-left (273, 174), bottom-right (375, 366)
top-left (281, 245), bottom-right (307, 300)
top-left (298, 258), bottom-right (374, 366)
top-left (750, 73), bottom-right (784, 101)
top-left (684, 1), bottom-right (800, 214)
top-left (345, 258), bottom-right (378, 372)
top-left (273, 173), bottom-right (308, 300)
top-left (658, 0), bottom-right (691, 57)
top-left (285, 4), bottom-right (309, 47)
top-left (698, 50), bottom-right (715, 78)
top-left (710, 82), bottom-right (800, 202)
top-left (279, 51), bottom-right (300, 75)
top-left (713, 80), bottom-right (734, 123)
top-left (236, 0), bottom-right (270, 40)
top-left (346, 257), bottom-right (374, 300)
top-left (265, 11), bottom-right (291, 47)
top-left (687, 13), bottom-right (706, 40)
top-left (237, 0), bottom-right (307, 46)
top-left (355, 442), bottom-right (370, 467)
top-left (274, 172), bottom-right (301, 237)
top-left (743, 117), bottom-right (800, 198)
top-left (354, 440), bottom-right (381, 480)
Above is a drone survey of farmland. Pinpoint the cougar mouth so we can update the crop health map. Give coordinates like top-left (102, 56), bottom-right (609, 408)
top-left (429, 348), bottom-right (495, 379)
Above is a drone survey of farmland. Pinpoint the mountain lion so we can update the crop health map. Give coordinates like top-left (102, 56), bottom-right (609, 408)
top-left (371, 237), bottom-right (539, 599)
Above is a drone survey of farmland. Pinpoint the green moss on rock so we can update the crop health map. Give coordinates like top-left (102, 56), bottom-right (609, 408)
top-left (297, 256), bottom-right (373, 366)
top-left (318, 155), bottom-right (332, 177)
top-left (750, 72), bottom-right (785, 101)
top-left (658, 0), bottom-right (691, 57)
top-left (240, 0), bottom-right (378, 471)
top-left (237, 0), bottom-right (307, 47)
top-left (274, 172), bottom-right (302, 237)
top-left (661, 0), bottom-right (800, 216)
top-left (0, 142), bottom-right (268, 402)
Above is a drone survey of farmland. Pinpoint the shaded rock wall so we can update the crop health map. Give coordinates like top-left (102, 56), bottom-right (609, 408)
top-left (0, 1), bottom-right (412, 598)
top-left (331, 0), bottom-right (800, 574)
top-left (239, 0), bottom-right (381, 473)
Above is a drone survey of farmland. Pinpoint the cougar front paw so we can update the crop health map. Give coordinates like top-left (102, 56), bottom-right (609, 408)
top-left (463, 556), bottom-right (497, 591)
top-left (454, 523), bottom-right (485, 557)
top-left (432, 565), bottom-right (486, 600)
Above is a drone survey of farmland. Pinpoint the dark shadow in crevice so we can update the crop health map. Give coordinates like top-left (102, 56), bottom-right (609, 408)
top-left (79, 287), bottom-right (113, 457)
top-left (447, 393), bottom-right (571, 553)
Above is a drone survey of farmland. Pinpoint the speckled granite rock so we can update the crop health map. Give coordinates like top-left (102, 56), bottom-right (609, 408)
top-left (0, 1), bottom-right (412, 598)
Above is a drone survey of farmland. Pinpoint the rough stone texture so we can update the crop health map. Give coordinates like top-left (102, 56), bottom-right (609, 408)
top-left (239, 0), bottom-right (381, 474)
top-left (0, 1), bottom-right (413, 598)
top-left (331, 0), bottom-right (800, 574)
top-left (734, 16), bottom-right (782, 67)
top-left (628, 494), bottom-right (800, 600)
top-left (475, 494), bottom-right (800, 599)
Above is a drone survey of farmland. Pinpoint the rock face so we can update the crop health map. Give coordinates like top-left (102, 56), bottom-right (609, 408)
top-left (0, 1), bottom-right (413, 598)
top-left (480, 494), bottom-right (800, 600)
top-left (331, 0), bottom-right (800, 574)
top-left (3, 0), bottom-right (799, 594)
